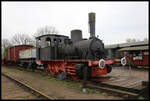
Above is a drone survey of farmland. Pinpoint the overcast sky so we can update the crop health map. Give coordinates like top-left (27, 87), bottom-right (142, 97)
top-left (2, 1), bottom-right (148, 45)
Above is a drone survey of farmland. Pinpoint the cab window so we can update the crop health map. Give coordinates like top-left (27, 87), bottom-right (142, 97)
top-left (46, 37), bottom-right (51, 47)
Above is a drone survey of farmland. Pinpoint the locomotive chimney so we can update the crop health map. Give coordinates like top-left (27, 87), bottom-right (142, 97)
top-left (89, 12), bottom-right (96, 38)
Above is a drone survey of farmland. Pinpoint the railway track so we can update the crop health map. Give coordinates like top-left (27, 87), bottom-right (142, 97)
top-left (85, 78), bottom-right (148, 99)
top-left (2, 73), bottom-right (55, 100)
top-left (3, 65), bottom-right (149, 99)
top-left (61, 76), bottom-right (148, 99)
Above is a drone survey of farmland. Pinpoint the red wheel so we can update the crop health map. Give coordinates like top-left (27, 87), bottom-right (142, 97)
top-left (49, 66), bottom-right (55, 76)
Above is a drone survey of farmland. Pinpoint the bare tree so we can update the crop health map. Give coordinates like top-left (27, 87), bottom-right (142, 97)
top-left (136, 39), bottom-right (141, 42)
top-left (2, 38), bottom-right (12, 49)
top-left (126, 38), bottom-right (141, 43)
top-left (11, 33), bottom-right (35, 45)
top-left (2, 39), bottom-right (12, 58)
top-left (131, 38), bottom-right (136, 43)
top-left (33, 25), bottom-right (59, 37)
top-left (126, 38), bottom-right (132, 43)
top-left (144, 38), bottom-right (148, 41)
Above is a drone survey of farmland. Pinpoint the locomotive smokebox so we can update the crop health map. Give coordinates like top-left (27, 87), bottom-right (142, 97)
top-left (71, 30), bottom-right (82, 43)
top-left (89, 12), bottom-right (95, 38)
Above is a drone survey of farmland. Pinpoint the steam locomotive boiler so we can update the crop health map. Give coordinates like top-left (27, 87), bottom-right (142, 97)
top-left (36, 12), bottom-right (115, 80)
top-left (58, 30), bottom-right (106, 60)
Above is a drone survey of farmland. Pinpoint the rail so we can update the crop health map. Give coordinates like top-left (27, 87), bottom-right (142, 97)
top-left (2, 73), bottom-right (56, 100)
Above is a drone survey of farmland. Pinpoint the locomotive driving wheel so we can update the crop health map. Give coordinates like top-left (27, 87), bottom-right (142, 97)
top-left (49, 66), bottom-right (56, 76)
top-left (47, 62), bottom-right (66, 80)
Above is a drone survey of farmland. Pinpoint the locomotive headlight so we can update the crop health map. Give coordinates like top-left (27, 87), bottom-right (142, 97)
top-left (121, 57), bottom-right (126, 66)
top-left (98, 59), bottom-right (105, 69)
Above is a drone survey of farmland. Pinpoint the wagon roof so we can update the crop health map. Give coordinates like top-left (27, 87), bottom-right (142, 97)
top-left (117, 45), bottom-right (149, 51)
top-left (35, 34), bottom-right (69, 39)
top-left (5, 45), bottom-right (34, 50)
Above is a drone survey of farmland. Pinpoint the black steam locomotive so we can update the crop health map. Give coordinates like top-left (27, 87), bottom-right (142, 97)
top-left (36, 13), bottom-right (106, 61)
top-left (35, 12), bottom-right (113, 80)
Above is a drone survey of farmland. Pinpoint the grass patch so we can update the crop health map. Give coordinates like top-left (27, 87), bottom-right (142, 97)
top-left (17, 95), bottom-right (29, 99)
top-left (2, 66), bottom-right (24, 73)
top-left (82, 88), bottom-right (100, 94)
top-left (101, 92), bottom-right (108, 96)
top-left (48, 77), bottom-right (83, 90)
top-left (138, 96), bottom-right (145, 100)
top-left (61, 80), bottom-right (82, 89)
top-left (28, 71), bottom-right (83, 90)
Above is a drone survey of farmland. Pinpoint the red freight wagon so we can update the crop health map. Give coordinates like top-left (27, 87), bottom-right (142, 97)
top-left (2, 59), bottom-right (5, 65)
top-left (5, 45), bottom-right (34, 64)
top-left (119, 45), bottom-right (149, 67)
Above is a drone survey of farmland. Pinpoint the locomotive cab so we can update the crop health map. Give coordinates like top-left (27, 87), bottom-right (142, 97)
top-left (36, 34), bottom-right (69, 61)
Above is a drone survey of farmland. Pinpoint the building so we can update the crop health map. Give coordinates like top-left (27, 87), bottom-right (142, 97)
top-left (105, 40), bottom-right (149, 59)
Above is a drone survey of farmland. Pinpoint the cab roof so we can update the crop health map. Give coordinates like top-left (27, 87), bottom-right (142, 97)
top-left (35, 34), bottom-right (69, 39)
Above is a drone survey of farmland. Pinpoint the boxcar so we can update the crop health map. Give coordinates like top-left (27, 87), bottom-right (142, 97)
top-left (2, 59), bottom-right (5, 65)
top-left (119, 45), bottom-right (149, 67)
top-left (5, 45), bottom-right (34, 65)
